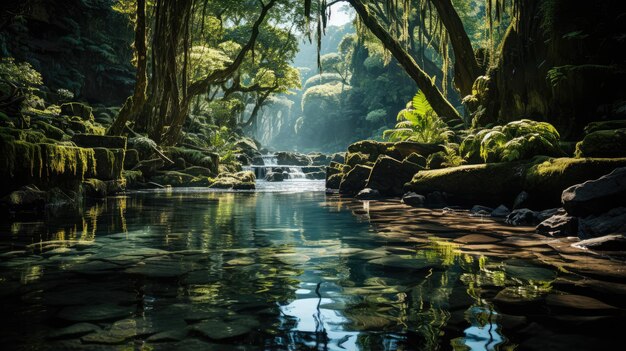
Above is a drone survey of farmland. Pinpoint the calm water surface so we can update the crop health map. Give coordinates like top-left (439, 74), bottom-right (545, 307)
top-left (0, 180), bottom-right (623, 350)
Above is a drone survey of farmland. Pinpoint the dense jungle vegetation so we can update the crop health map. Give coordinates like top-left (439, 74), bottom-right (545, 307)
top-left (0, 0), bottom-right (625, 189)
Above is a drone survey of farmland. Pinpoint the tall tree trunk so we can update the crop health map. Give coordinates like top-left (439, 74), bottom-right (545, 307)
top-left (107, 0), bottom-right (147, 136)
top-left (430, 0), bottom-right (481, 98)
top-left (348, 0), bottom-right (462, 123)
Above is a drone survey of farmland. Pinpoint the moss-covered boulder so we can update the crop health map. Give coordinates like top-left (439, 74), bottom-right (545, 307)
top-left (584, 120), bottom-right (626, 134)
top-left (72, 134), bottom-right (127, 149)
top-left (60, 102), bottom-right (94, 122)
top-left (345, 152), bottom-right (372, 168)
top-left (275, 151), bottom-right (312, 166)
top-left (339, 165), bottom-right (372, 195)
top-left (32, 120), bottom-right (66, 141)
top-left (326, 173), bottom-right (342, 189)
top-left (575, 129), bottom-right (626, 158)
top-left (151, 171), bottom-right (197, 187)
top-left (366, 156), bottom-right (421, 196)
top-left (166, 147), bottom-right (219, 175)
top-left (210, 171), bottom-right (255, 190)
top-left (348, 140), bottom-right (443, 161)
top-left (405, 157), bottom-right (626, 208)
top-left (93, 147), bottom-right (125, 180)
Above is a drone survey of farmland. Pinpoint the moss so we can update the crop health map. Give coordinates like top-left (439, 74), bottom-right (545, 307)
top-left (166, 147), bottom-right (219, 175)
top-left (575, 129), bottom-right (626, 158)
top-left (151, 171), bottom-right (196, 187)
top-left (32, 120), bottom-right (67, 141)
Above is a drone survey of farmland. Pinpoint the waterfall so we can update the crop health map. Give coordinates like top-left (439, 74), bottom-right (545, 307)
top-left (287, 167), bottom-right (306, 179)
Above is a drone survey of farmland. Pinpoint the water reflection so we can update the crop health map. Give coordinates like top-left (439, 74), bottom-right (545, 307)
top-left (0, 188), bottom-right (623, 350)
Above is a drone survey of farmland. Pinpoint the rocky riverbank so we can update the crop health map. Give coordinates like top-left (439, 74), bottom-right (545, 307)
top-left (325, 136), bottom-right (626, 256)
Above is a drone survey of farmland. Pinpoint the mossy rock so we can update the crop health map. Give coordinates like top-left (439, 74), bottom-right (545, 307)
top-left (575, 129), bottom-right (626, 158)
top-left (166, 147), bottom-right (219, 175)
top-left (72, 134), bottom-right (127, 149)
top-left (406, 156), bottom-right (626, 208)
top-left (326, 173), bottom-right (342, 189)
top-left (182, 166), bottom-right (215, 177)
top-left (426, 152), bottom-right (446, 170)
top-left (339, 165), bottom-right (372, 195)
top-left (405, 162), bottom-right (525, 207)
top-left (32, 120), bottom-right (66, 141)
top-left (404, 153), bottom-right (427, 168)
top-left (524, 157), bottom-right (626, 208)
top-left (93, 148), bottom-right (125, 181)
top-left (60, 102), bottom-right (94, 122)
top-left (366, 156), bottom-right (421, 196)
top-left (583, 120), bottom-right (626, 135)
top-left (82, 178), bottom-right (108, 198)
top-left (124, 149), bottom-right (139, 169)
top-left (151, 171), bottom-right (196, 187)
top-left (345, 152), bottom-right (372, 168)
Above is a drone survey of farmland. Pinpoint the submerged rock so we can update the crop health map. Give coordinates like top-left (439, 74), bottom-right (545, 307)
top-left (536, 212), bottom-right (578, 237)
top-left (355, 188), bottom-right (381, 200)
top-left (264, 172), bottom-right (284, 182)
top-left (573, 234), bottom-right (626, 251)
top-left (401, 192), bottom-right (425, 207)
top-left (506, 208), bottom-right (559, 226)
top-left (562, 167), bottom-right (626, 217)
top-left (491, 205), bottom-right (511, 218)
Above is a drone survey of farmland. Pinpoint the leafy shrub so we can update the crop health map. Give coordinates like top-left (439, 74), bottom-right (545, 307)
top-left (460, 119), bottom-right (563, 163)
top-left (383, 90), bottom-right (453, 144)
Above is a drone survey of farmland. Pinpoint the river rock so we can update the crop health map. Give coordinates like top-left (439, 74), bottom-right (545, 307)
top-left (471, 205), bottom-right (494, 215)
top-left (536, 212), bottom-right (578, 237)
top-left (573, 234), bottom-right (626, 251)
top-left (562, 167), bottom-right (626, 217)
top-left (330, 152), bottom-right (345, 164)
top-left (577, 207), bottom-right (626, 239)
top-left (365, 156), bottom-right (421, 196)
top-left (151, 171), bottom-right (196, 187)
top-left (402, 192), bottom-right (425, 207)
top-left (133, 158), bottom-right (164, 177)
top-left (491, 205), bottom-right (511, 218)
top-left (575, 128), bottom-right (626, 158)
top-left (183, 166), bottom-right (214, 177)
top-left (339, 165), bottom-right (372, 195)
top-left (264, 172), bottom-right (284, 182)
top-left (0, 185), bottom-right (47, 212)
top-left (308, 152), bottom-right (330, 165)
top-left (355, 188), bottom-right (381, 200)
top-left (305, 171), bottom-right (325, 180)
top-left (275, 151), bottom-right (311, 166)
top-left (425, 191), bottom-right (448, 208)
top-left (82, 178), bottom-right (107, 198)
top-left (506, 208), bottom-right (559, 226)
top-left (326, 173), bottom-right (342, 189)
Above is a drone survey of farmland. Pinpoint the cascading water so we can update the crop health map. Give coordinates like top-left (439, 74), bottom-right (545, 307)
top-left (286, 167), bottom-right (306, 179)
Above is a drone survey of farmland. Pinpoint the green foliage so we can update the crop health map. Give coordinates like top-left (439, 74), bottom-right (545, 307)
top-left (365, 109), bottom-right (387, 124)
top-left (0, 58), bottom-right (43, 88)
top-left (460, 119), bottom-right (563, 163)
top-left (303, 73), bottom-right (343, 90)
top-left (383, 91), bottom-right (453, 144)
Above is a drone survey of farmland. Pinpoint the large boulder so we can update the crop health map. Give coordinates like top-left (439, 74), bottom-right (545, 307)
top-left (60, 102), bottom-right (94, 122)
top-left (405, 157), bottom-right (626, 208)
top-left (578, 207), bottom-right (626, 239)
top-left (166, 147), bottom-right (219, 175)
top-left (402, 192), bottom-right (426, 207)
top-left (575, 129), bottom-right (626, 158)
top-left (347, 140), bottom-right (444, 161)
top-left (308, 153), bottom-right (330, 166)
top-left (330, 152), bottom-right (346, 164)
top-left (326, 173), bottom-right (342, 189)
top-left (562, 167), bottom-right (626, 217)
top-left (72, 134), bottom-right (127, 149)
top-left (365, 156), bottom-right (421, 196)
top-left (93, 148), bottom-right (125, 180)
top-left (264, 172), bottom-right (284, 182)
top-left (210, 171), bottom-right (256, 190)
top-left (339, 165), bottom-right (371, 195)
top-left (275, 151), bottom-right (311, 166)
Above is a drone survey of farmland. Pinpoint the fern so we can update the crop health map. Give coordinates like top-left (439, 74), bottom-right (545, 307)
top-left (383, 91), bottom-right (453, 144)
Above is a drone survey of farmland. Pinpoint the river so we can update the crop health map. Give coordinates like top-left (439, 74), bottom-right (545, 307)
top-left (0, 180), bottom-right (624, 350)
